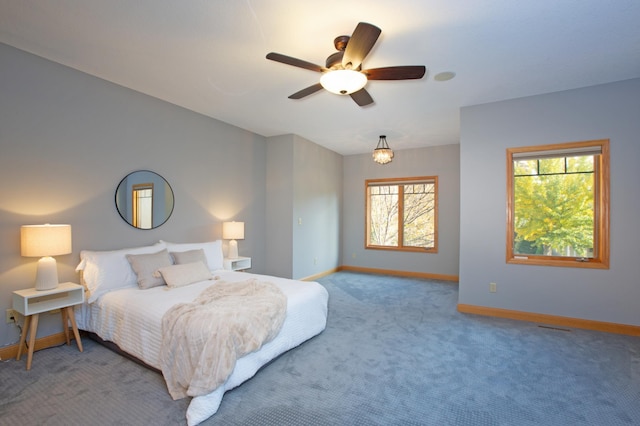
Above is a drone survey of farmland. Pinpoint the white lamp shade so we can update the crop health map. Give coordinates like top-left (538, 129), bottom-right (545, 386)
top-left (21, 224), bottom-right (72, 291)
top-left (21, 224), bottom-right (72, 257)
top-left (223, 221), bottom-right (244, 259)
top-left (222, 221), bottom-right (244, 240)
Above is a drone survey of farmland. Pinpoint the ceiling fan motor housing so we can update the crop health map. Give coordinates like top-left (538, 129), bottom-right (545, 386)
top-left (326, 51), bottom-right (345, 70)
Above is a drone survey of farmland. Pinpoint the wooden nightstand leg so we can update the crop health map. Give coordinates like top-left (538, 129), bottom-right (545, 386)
top-left (16, 315), bottom-right (31, 361)
top-left (26, 313), bottom-right (39, 370)
top-left (61, 307), bottom-right (70, 345)
top-left (65, 306), bottom-right (83, 352)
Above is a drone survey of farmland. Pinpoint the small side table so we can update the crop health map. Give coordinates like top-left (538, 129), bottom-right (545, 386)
top-left (223, 256), bottom-right (252, 271)
top-left (13, 282), bottom-right (84, 370)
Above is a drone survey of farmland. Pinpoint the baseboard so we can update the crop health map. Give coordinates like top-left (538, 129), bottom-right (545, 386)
top-left (457, 304), bottom-right (640, 336)
top-left (0, 330), bottom-right (79, 361)
top-left (339, 265), bottom-right (459, 282)
top-left (299, 266), bottom-right (459, 283)
top-left (300, 267), bottom-right (341, 282)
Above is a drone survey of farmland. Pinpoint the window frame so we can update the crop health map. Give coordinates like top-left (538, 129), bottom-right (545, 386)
top-left (506, 139), bottom-right (610, 269)
top-left (132, 182), bottom-right (154, 229)
top-left (365, 176), bottom-right (438, 253)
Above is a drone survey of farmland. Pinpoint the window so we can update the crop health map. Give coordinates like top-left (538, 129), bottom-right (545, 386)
top-left (366, 176), bottom-right (438, 252)
top-left (506, 139), bottom-right (609, 268)
top-left (132, 183), bottom-right (153, 229)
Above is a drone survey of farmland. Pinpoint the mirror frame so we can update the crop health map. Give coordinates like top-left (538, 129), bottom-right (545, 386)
top-left (115, 170), bottom-right (175, 230)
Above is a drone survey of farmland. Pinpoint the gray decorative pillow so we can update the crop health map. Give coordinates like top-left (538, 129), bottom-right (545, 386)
top-left (170, 249), bottom-right (208, 267)
top-left (126, 249), bottom-right (173, 289)
top-left (155, 261), bottom-right (214, 288)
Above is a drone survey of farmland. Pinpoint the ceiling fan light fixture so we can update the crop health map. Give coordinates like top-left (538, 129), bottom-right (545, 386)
top-left (373, 135), bottom-right (394, 164)
top-left (320, 70), bottom-right (367, 95)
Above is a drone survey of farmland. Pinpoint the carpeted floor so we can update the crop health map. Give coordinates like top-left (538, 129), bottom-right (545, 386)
top-left (1, 271), bottom-right (639, 425)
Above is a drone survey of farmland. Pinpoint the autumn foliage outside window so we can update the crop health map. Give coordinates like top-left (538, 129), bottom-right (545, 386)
top-left (506, 139), bottom-right (609, 269)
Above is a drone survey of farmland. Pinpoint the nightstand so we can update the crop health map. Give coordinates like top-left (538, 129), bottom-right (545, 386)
top-left (223, 256), bottom-right (252, 271)
top-left (13, 282), bottom-right (84, 370)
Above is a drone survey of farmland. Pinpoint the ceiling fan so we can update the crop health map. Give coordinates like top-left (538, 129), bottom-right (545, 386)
top-left (266, 22), bottom-right (426, 107)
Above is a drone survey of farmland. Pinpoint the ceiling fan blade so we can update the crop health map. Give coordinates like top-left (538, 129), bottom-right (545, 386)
top-left (342, 22), bottom-right (381, 70)
top-left (288, 83), bottom-right (324, 99)
top-left (364, 66), bottom-right (427, 80)
top-left (266, 52), bottom-right (327, 73)
top-left (350, 88), bottom-right (374, 106)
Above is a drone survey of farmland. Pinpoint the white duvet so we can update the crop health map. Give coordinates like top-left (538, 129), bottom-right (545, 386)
top-left (75, 270), bottom-right (328, 425)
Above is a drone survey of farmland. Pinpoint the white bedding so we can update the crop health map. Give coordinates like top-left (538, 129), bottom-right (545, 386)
top-left (75, 270), bottom-right (328, 425)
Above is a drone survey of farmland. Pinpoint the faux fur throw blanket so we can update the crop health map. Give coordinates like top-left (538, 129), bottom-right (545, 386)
top-left (160, 279), bottom-right (287, 400)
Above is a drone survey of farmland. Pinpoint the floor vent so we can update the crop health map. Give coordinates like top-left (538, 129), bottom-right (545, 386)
top-left (538, 325), bottom-right (571, 332)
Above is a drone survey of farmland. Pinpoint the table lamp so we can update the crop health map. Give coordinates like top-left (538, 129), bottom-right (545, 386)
top-left (222, 221), bottom-right (244, 259)
top-left (21, 224), bottom-right (72, 291)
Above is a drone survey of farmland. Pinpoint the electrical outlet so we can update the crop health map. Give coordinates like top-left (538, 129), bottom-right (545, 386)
top-left (489, 282), bottom-right (497, 293)
top-left (6, 309), bottom-right (17, 324)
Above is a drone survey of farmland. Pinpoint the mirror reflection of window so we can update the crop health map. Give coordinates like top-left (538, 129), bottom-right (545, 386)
top-left (115, 170), bottom-right (174, 229)
top-left (132, 183), bottom-right (153, 229)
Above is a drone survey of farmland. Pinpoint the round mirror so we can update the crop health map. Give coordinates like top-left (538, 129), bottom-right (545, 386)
top-left (115, 170), bottom-right (174, 229)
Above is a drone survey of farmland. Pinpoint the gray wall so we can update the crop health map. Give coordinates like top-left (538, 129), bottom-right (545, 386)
top-left (266, 134), bottom-right (343, 279)
top-left (265, 135), bottom-right (295, 278)
top-left (342, 144), bottom-right (460, 277)
top-left (459, 78), bottom-right (640, 326)
top-left (0, 43), bottom-right (268, 346)
top-left (292, 135), bottom-right (343, 279)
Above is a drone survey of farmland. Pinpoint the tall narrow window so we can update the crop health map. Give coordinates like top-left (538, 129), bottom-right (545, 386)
top-left (366, 176), bottom-right (438, 252)
top-left (132, 183), bottom-right (153, 229)
top-left (506, 139), bottom-right (609, 268)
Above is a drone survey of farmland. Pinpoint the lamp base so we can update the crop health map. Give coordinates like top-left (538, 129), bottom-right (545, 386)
top-left (35, 256), bottom-right (59, 291)
top-left (228, 240), bottom-right (239, 259)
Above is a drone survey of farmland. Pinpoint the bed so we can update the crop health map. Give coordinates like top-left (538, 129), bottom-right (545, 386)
top-left (74, 240), bottom-right (329, 425)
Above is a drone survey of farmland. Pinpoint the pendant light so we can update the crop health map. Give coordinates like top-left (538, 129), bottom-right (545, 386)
top-left (372, 135), bottom-right (394, 164)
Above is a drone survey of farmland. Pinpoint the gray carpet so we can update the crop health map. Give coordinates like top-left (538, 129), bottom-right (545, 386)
top-left (1, 271), bottom-right (639, 425)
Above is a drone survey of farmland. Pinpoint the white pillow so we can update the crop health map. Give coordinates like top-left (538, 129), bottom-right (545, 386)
top-left (155, 262), bottom-right (214, 288)
top-left (126, 249), bottom-right (173, 289)
top-left (160, 240), bottom-right (223, 270)
top-left (76, 242), bottom-right (166, 303)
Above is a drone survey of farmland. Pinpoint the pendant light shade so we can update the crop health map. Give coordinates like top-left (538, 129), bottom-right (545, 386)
top-left (372, 135), bottom-right (394, 164)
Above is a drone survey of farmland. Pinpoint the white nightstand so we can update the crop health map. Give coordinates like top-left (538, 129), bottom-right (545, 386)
top-left (223, 256), bottom-right (252, 271)
top-left (13, 282), bottom-right (84, 370)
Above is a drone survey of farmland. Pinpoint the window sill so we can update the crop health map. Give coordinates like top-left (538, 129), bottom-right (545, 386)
top-left (366, 245), bottom-right (437, 254)
top-left (507, 256), bottom-right (609, 269)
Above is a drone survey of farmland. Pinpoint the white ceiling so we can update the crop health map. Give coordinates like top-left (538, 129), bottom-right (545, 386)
top-left (1, 0), bottom-right (639, 155)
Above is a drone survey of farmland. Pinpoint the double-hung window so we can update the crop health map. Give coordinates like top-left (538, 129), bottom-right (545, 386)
top-left (506, 139), bottom-right (609, 268)
top-left (365, 176), bottom-right (438, 252)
